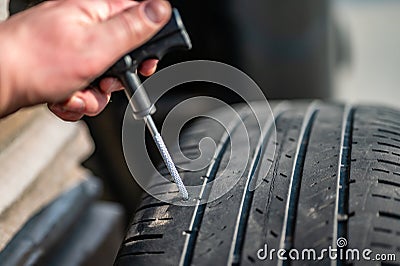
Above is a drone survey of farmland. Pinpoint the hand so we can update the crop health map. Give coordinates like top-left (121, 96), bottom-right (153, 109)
top-left (49, 58), bottom-right (158, 121)
top-left (0, 0), bottom-right (171, 121)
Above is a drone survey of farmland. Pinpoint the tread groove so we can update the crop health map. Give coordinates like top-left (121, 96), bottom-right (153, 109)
top-left (378, 118), bottom-right (400, 128)
top-left (374, 227), bottom-right (392, 234)
top-left (378, 128), bottom-right (400, 137)
top-left (373, 134), bottom-right (389, 139)
top-left (379, 211), bottom-right (400, 220)
top-left (332, 106), bottom-right (356, 264)
top-left (118, 251), bottom-right (165, 258)
top-left (377, 142), bottom-right (400, 151)
top-left (123, 234), bottom-right (164, 245)
top-left (372, 194), bottom-right (391, 199)
top-left (179, 108), bottom-right (252, 266)
top-left (131, 217), bottom-right (173, 226)
top-left (135, 202), bottom-right (171, 213)
top-left (378, 179), bottom-right (400, 188)
top-left (378, 159), bottom-right (400, 168)
top-left (279, 103), bottom-right (319, 257)
top-left (226, 102), bottom-right (291, 265)
top-left (373, 168), bottom-right (390, 174)
top-left (372, 149), bottom-right (390, 154)
top-left (131, 218), bottom-right (157, 225)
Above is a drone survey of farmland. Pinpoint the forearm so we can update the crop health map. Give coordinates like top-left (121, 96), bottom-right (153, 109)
top-left (0, 81), bottom-right (11, 118)
top-left (0, 23), bottom-right (25, 118)
top-left (0, 28), bottom-right (15, 117)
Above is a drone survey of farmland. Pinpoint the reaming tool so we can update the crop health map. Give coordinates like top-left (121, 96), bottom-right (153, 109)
top-left (94, 9), bottom-right (191, 200)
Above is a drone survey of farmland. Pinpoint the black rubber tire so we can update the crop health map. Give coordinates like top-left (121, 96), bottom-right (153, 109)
top-left (115, 101), bottom-right (400, 265)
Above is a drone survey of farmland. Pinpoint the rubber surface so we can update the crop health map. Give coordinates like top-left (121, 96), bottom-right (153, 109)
top-left (0, 177), bottom-right (102, 265)
top-left (115, 102), bottom-right (400, 265)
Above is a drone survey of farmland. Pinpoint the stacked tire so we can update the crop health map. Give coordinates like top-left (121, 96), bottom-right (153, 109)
top-left (115, 102), bottom-right (400, 265)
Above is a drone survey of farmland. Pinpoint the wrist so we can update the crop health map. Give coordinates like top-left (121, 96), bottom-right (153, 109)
top-left (0, 41), bottom-right (13, 117)
top-left (0, 22), bottom-right (24, 117)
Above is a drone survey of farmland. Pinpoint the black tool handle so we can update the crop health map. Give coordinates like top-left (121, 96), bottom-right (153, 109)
top-left (94, 8), bottom-right (191, 81)
top-left (92, 8), bottom-right (191, 120)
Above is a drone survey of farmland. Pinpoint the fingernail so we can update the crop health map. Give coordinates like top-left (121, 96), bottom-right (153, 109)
top-left (65, 96), bottom-right (85, 112)
top-left (144, 0), bottom-right (170, 23)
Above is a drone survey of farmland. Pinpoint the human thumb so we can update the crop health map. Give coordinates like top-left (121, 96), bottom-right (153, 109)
top-left (95, 0), bottom-right (171, 61)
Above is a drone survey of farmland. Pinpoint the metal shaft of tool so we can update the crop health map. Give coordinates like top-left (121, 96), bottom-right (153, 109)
top-left (121, 71), bottom-right (188, 200)
top-left (144, 115), bottom-right (189, 200)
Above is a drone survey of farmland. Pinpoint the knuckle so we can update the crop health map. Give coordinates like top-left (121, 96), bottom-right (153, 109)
top-left (83, 60), bottom-right (102, 78)
top-left (118, 11), bottom-right (149, 44)
top-left (74, 54), bottom-right (103, 79)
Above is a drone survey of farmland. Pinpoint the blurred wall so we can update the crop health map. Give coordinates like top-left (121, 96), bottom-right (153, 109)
top-left (334, 0), bottom-right (400, 108)
top-left (232, 0), bottom-right (333, 99)
top-left (0, 0), bottom-right (8, 20)
top-left (170, 0), bottom-right (333, 100)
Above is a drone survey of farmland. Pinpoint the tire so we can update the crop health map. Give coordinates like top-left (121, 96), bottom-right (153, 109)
top-left (115, 101), bottom-right (400, 265)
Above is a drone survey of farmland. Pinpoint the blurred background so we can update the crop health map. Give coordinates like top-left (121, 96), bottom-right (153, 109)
top-left (334, 0), bottom-right (400, 107)
top-left (4, 0), bottom-right (400, 224)
top-left (1, 0), bottom-right (399, 264)
top-left (79, 0), bottom-right (400, 213)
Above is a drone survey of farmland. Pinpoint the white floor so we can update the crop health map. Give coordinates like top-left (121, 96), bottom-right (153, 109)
top-left (334, 0), bottom-right (400, 108)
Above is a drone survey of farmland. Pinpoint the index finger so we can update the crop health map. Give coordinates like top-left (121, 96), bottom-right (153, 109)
top-left (139, 59), bottom-right (158, 76)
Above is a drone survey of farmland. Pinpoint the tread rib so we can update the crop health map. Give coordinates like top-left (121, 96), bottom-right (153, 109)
top-left (228, 102), bottom-right (291, 265)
